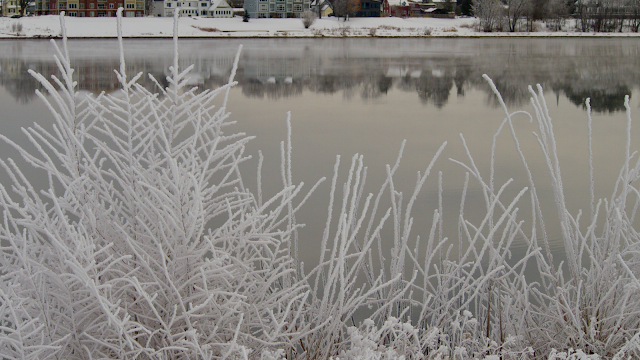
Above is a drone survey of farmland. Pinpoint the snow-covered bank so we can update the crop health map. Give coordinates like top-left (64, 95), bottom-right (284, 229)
top-left (2, 15), bottom-right (640, 38)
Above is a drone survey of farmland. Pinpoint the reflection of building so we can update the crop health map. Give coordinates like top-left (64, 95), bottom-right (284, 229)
top-left (3, 39), bottom-right (640, 113)
top-left (35, 0), bottom-right (145, 17)
top-left (243, 55), bottom-right (312, 85)
top-left (244, 0), bottom-right (310, 19)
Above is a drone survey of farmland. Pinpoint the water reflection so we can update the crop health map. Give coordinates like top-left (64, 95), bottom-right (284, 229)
top-left (1, 38), bottom-right (639, 113)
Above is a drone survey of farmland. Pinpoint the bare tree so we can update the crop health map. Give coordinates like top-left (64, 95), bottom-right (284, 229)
top-left (504, 0), bottom-right (530, 31)
top-left (545, 0), bottom-right (568, 31)
top-left (576, 0), bottom-right (627, 32)
top-left (473, 0), bottom-right (504, 31)
top-left (332, 0), bottom-right (357, 20)
top-left (626, 0), bottom-right (640, 31)
top-left (19, 0), bottom-right (29, 15)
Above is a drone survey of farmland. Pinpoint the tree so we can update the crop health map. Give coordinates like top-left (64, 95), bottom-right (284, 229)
top-left (504, 0), bottom-right (530, 31)
top-left (545, 0), bottom-right (568, 31)
top-left (19, 0), bottom-right (28, 15)
top-left (243, 9), bottom-right (250, 21)
top-left (332, 0), bottom-right (357, 20)
top-left (628, 0), bottom-right (640, 32)
top-left (443, 0), bottom-right (455, 12)
top-left (461, 0), bottom-right (473, 15)
top-left (473, 0), bottom-right (503, 31)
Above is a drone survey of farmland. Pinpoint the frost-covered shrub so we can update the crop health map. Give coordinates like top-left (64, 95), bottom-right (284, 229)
top-left (0, 11), bottom-right (314, 359)
top-left (302, 10), bottom-right (317, 29)
top-left (2, 8), bottom-right (640, 360)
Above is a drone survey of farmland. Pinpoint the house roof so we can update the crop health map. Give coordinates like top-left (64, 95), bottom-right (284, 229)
top-left (310, 0), bottom-right (332, 7)
top-left (209, 0), bottom-right (232, 9)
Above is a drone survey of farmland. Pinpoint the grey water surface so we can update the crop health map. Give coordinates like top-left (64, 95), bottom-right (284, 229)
top-left (2, 37), bottom-right (639, 271)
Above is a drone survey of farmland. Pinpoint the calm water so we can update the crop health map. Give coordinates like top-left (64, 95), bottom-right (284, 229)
top-left (2, 38), bottom-right (640, 269)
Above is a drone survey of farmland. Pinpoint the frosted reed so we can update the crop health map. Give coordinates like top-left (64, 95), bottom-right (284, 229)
top-left (0, 12), bottom-right (639, 360)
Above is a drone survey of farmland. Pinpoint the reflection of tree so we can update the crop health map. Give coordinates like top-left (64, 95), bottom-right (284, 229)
top-left (0, 57), bottom-right (168, 104)
top-left (0, 59), bottom-right (42, 104)
top-left (414, 71), bottom-right (454, 108)
top-left (4, 39), bottom-right (640, 114)
top-left (453, 58), bottom-right (473, 97)
top-left (360, 73), bottom-right (392, 100)
top-left (241, 79), bottom-right (267, 98)
top-left (307, 75), bottom-right (341, 94)
top-left (562, 86), bottom-right (631, 113)
top-left (378, 76), bottom-right (392, 95)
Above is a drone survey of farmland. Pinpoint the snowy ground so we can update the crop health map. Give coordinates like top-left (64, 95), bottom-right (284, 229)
top-left (2, 15), bottom-right (640, 38)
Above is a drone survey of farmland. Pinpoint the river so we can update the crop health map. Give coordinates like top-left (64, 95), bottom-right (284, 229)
top-left (2, 37), bottom-right (639, 270)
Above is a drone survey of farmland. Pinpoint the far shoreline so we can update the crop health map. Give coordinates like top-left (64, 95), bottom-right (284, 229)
top-left (2, 15), bottom-right (640, 39)
top-left (2, 33), bottom-right (640, 39)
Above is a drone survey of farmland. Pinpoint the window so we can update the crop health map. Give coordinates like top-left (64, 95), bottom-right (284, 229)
top-left (110, 3), bottom-right (114, 7)
top-left (166, 2), bottom-right (170, 6)
top-left (79, 10), bottom-right (84, 15)
top-left (90, 10), bottom-right (94, 14)
top-left (200, 2), bottom-right (206, 6)
top-left (59, 3), bottom-right (66, 8)
top-left (69, 10), bottom-right (77, 15)
top-left (90, 3), bottom-right (94, 7)
top-left (126, 10), bottom-right (133, 15)
top-left (258, 4), bottom-right (266, 10)
top-left (98, 4), bottom-right (104, 8)
top-left (97, 10), bottom-right (105, 15)
top-left (293, 3), bottom-right (301, 11)
top-left (79, 3), bottom-right (84, 8)
top-left (68, 3), bottom-right (77, 8)
top-left (118, 3), bottom-right (122, 7)
top-left (126, 3), bottom-right (133, 8)
top-left (276, 3), bottom-right (284, 11)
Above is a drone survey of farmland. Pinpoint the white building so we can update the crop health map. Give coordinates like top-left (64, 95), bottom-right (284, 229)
top-left (207, 0), bottom-right (231, 17)
top-left (163, 0), bottom-right (210, 16)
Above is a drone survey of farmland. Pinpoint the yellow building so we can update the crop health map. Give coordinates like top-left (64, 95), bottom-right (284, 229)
top-left (2, 0), bottom-right (22, 15)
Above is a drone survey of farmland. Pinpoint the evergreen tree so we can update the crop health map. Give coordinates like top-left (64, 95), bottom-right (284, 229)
top-left (461, 0), bottom-right (472, 15)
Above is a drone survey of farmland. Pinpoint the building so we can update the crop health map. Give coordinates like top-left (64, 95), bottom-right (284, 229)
top-left (380, 0), bottom-right (389, 16)
top-left (34, 0), bottom-right (145, 16)
top-left (310, 0), bottom-right (332, 17)
top-left (390, 4), bottom-right (409, 17)
top-left (150, 0), bottom-right (163, 15)
top-left (208, 0), bottom-right (232, 17)
top-left (243, 0), bottom-right (310, 19)
top-left (354, 0), bottom-right (380, 17)
top-left (2, 0), bottom-right (21, 15)
top-left (162, 0), bottom-right (210, 16)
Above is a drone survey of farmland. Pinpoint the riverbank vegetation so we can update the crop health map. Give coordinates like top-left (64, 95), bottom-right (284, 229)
top-left (1, 12), bottom-right (639, 360)
top-left (474, 0), bottom-right (640, 32)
